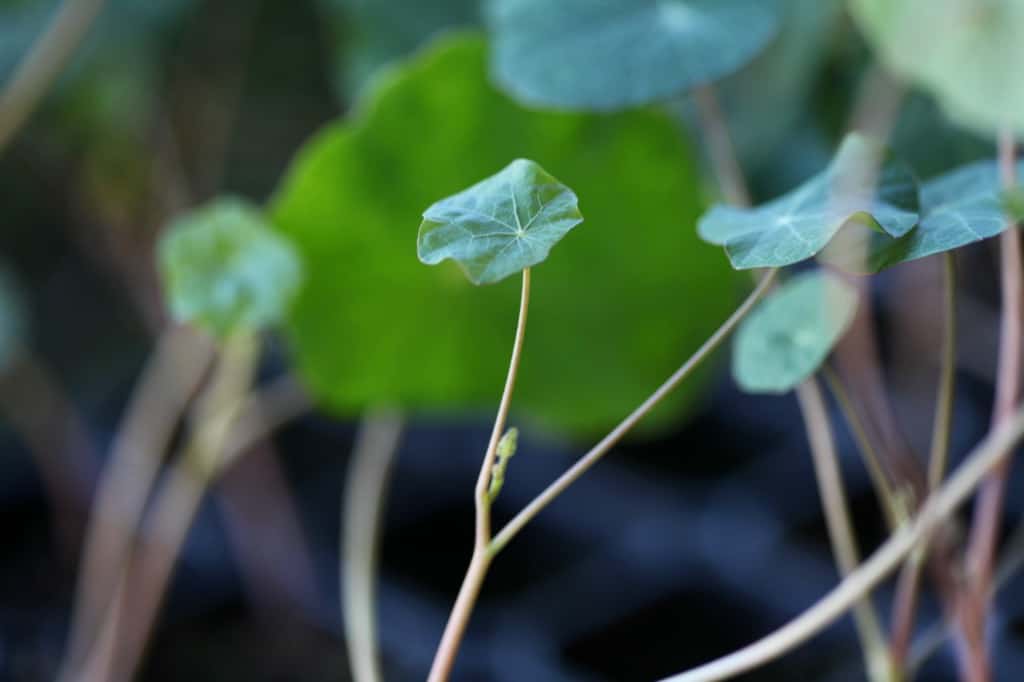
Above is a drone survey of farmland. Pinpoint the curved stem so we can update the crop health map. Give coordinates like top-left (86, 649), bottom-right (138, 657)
top-left (797, 378), bottom-right (891, 681)
top-left (427, 268), bottom-right (531, 682)
top-left (58, 326), bottom-right (214, 681)
top-left (890, 252), bottom-right (959, 675)
top-left (821, 364), bottom-right (901, 528)
top-left (929, 252), bottom-right (959, 491)
top-left (0, 0), bottom-right (108, 153)
top-left (490, 269), bottom-right (776, 555)
top-left (658, 402), bottom-right (1024, 682)
top-left (962, 128), bottom-right (1021, 672)
top-left (81, 332), bottom-right (261, 682)
top-left (343, 410), bottom-right (405, 682)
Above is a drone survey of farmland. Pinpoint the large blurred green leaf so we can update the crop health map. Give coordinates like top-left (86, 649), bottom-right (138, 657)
top-left (271, 34), bottom-right (738, 434)
top-left (488, 0), bottom-right (782, 111)
top-left (852, 0), bottom-right (1024, 136)
top-left (0, 267), bottom-right (26, 375)
top-left (418, 158), bottom-right (584, 285)
top-left (698, 134), bottom-right (919, 269)
top-left (733, 270), bottom-right (858, 394)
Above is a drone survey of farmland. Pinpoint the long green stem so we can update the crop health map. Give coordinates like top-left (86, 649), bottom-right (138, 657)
top-left (343, 410), bottom-right (405, 682)
top-left (489, 268), bottom-right (776, 555)
top-left (797, 377), bottom-right (891, 682)
top-left (821, 364), bottom-right (902, 528)
top-left (658, 402), bottom-right (1024, 682)
top-left (427, 268), bottom-right (531, 682)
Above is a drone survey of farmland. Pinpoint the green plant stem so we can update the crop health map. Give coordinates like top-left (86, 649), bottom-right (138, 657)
top-left (797, 377), bottom-right (892, 682)
top-left (489, 268), bottom-right (776, 555)
top-left (57, 326), bottom-right (214, 682)
top-left (81, 331), bottom-right (261, 682)
top-left (427, 268), bottom-right (531, 682)
top-left (889, 251), bottom-right (959, 676)
top-left (961, 128), bottom-right (1022, 678)
top-left (0, 0), bottom-right (108, 154)
top-left (821, 364), bottom-right (902, 528)
top-left (343, 410), bottom-right (405, 682)
top-left (658, 402), bottom-right (1024, 682)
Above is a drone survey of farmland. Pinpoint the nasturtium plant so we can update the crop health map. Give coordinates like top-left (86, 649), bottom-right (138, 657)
top-left (488, 0), bottom-right (782, 111)
top-left (698, 134), bottom-right (919, 270)
top-left (862, 159), bottom-right (1024, 271)
top-left (418, 159), bottom-right (583, 285)
top-left (271, 34), bottom-right (737, 433)
top-left (852, 0), bottom-right (1024, 136)
top-left (733, 270), bottom-right (859, 394)
top-left (158, 198), bottom-right (303, 338)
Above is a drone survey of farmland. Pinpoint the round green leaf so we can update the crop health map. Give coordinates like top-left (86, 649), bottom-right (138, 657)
top-left (270, 34), bottom-right (738, 434)
top-left (488, 0), bottom-right (782, 111)
top-left (698, 133), bottom-right (919, 269)
top-left (733, 270), bottom-right (859, 394)
top-left (418, 158), bottom-right (584, 285)
top-left (852, 0), bottom-right (1024, 136)
top-left (158, 198), bottom-right (303, 338)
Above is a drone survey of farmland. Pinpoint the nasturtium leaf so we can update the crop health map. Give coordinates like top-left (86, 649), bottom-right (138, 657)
top-left (418, 159), bottom-right (583, 285)
top-left (733, 271), bottom-right (859, 394)
top-left (158, 198), bottom-right (303, 338)
top-left (271, 34), bottom-right (738, 434)
top-left (851, 0), bottom-right (1024, 136)
top-left (698, 133), bottom-right (919, 270)
top-left (862, 160), bottom-right (1024, 271)
top-left (488, 0), bottom-right (782, 111)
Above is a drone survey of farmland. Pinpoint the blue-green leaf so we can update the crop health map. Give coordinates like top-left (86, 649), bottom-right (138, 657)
top-left (698, 133), bottom-right (919, 269)
top-left (733, 270), bottom-right (859, 394)
top-left (418, 159), bottom-right (583, 285)
top-left (861, 160), bottom-right (1024, 271)
top-left (488, 0), bottom-right (782, 111)
top-left (158, 198), bottom-right (303, 338)
top-left (851, 0), bottom-right (1024, 137)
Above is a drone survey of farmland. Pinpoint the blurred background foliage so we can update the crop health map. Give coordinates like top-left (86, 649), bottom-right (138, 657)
top-left (0, 0), bottom-right (1021, 681)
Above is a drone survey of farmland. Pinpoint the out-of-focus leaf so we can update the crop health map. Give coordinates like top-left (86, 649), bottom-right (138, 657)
top-left (698, 133), bottom-right (919, 269)
top-left (317, 0), bottom-right (480, 96)
top-left (852, 0), bottom-right (1024, 136)
top-left (158, 198), bottom-right (303, 338)
top-left (418, 159), bottom-right (583, 285)
top-left (733, 270), bottom-right (858, 394)
top-left (271, 34), bottom-right (738, 434)
top-left (861, 160), bottom-right (1024, 271)
top-left (488, 0), bottom-right (782, 111)
top-left (703, 0), bottom-right (843, 171)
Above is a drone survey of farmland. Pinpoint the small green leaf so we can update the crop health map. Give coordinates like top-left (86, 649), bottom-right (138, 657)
top-left (860, 159), bottom-right (1024, 271)
top-left (698, 133), bottom-right (919, 269)
top-left (158, 198), bottom-right (303, 338)
top-left (418, 159), bottom-right (583, 285)
top-left (733, 271), bottom-right (859, 394)
top-left (488, 0), bottom-right (782, 111)
top-left (852, 0), bottom-right (1024, 137)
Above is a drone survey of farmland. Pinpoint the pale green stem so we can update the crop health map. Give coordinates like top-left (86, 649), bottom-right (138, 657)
top-left (657, 403), bottom-right (1024, 682)
top-left (343, 410), bottom-right (405, 682)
